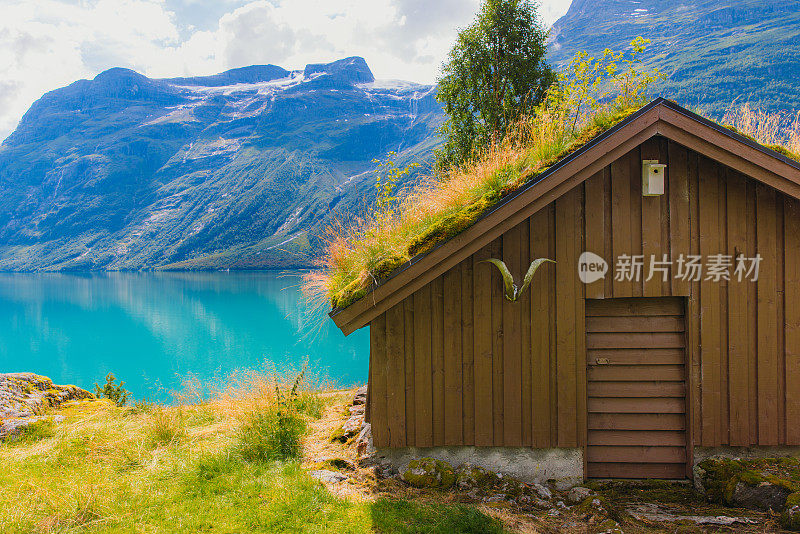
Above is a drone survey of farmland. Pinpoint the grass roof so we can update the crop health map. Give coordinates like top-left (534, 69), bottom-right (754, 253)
top-left (304, 42), bottom-right (800, 313)
top-left (305, 102), bottom-right (643, 311)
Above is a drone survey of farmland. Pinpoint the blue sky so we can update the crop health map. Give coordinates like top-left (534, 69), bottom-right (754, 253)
top-left (0, 0), bottom-right (572, 141)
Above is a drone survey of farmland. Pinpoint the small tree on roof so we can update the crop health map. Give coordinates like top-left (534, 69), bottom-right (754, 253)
top-left (435, 0), bottom-right (555, 174)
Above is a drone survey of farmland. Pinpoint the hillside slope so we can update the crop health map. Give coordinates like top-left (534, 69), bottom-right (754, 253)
top-left (548, 0), bottom-right (800, 115)
top-left (0, 58), bottom-right (443, 271)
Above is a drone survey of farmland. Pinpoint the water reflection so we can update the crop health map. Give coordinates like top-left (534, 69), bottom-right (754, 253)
top-left (0, 272), bottom-right (369, 402)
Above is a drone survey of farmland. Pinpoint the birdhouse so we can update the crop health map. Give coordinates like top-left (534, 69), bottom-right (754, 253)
top-left (642, 160), bottom-right (667, 196)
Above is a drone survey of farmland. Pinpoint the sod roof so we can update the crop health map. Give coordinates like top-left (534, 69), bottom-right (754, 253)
top-left (330, 98), bottom-right (800, 335)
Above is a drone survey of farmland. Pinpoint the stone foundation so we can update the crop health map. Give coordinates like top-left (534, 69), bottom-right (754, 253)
top-left (694, 446), bottom-right (800, 465)
top-left (374, 446), bottom-right (583, 490)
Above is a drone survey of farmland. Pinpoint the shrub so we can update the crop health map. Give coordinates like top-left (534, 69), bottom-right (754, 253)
top-left (94, 373), bottom-right (131, 407)
top-left (236, 371), bottom-right (313, 462)
top-left (236, 407), bottom-right (306, 462)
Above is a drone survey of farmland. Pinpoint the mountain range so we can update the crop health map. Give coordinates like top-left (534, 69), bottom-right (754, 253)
top-left (2, 0), bottom-right (800, 271)
top-left (0, 58), bottom-right (441, 270)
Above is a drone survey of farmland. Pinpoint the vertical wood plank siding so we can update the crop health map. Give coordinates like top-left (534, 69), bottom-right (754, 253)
top-left (368, 137), bottom-right (800, 449)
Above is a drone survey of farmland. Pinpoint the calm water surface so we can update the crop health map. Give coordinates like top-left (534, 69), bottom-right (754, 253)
top-left (0, 272), bottom-right (369, 402)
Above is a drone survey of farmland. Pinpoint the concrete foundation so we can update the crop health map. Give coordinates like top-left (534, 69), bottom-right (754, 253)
top-left (375, 446), bottom-right (583, 490)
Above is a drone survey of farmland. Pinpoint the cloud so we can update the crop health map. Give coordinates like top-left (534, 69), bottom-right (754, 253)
top-left (539, 0), bottom-right (573, 27)
top-left (0, 81), bottom-right (22, 112)
top-left (0, 0), bottom-right (572, 142)
top-left (0, 0), bottom-right (183, 141)
top-left (218, 2), bottom-right (299, 66)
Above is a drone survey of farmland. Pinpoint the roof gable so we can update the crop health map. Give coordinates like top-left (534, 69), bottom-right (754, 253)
top-left (332, 99), bottom-right (800, 335)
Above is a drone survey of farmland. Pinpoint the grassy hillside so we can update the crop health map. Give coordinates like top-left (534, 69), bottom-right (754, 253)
top-left (3, 376), bottom-right (785, 533)
top-left (0, 390), bottom-right (502, 533)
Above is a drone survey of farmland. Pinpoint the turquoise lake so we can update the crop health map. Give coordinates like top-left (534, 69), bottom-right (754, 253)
top-left (0, 272), bottom-right (369, 402)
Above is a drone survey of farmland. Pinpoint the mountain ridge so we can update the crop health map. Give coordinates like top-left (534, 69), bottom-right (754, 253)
top-left (0, 57), bottom-right (443, 271)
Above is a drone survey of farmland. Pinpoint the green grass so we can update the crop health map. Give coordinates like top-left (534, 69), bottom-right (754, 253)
top-left (370, 499), bottom-right (503, 534)
top-left (9, 418), bottom-right (57, 443)
top-left (0, 400), bottom-right (503, 533)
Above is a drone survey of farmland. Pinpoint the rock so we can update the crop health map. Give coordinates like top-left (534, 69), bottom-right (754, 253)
top-left (402, 457), bottom-right (456, 489)
top-left (455, 464), bottom-right (495, 491)
top-left (531, 482), bottom-right (552, 500)
top-left (311, 470), bottom-right (348, 484)
top-left (628, 503), bottom-right (758, 527)
top-left (0, 373), bottom-right (93, 440)
top-left (732, 480), bottom-right (791, 512)
top-left (341, 413), bottom-right (364, 437)
top-left (376, 458), bottom-right (397, 478)
top-left (355, 423), bottom-right (373, 457)
top-left (359, 456), bottom-right (397, 479)
top-left (348, 404), bottom-right (364, 416)
top-left (782, 492), bottom-right (800, 531)
top-left (532, 498), bottom-right (552, 509)
top-left (352, 386), bottom-right (367, 406)
top-left (567, 486), bottom-right (596, 504)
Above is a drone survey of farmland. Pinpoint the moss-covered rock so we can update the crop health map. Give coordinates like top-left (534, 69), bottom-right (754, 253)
top-left (329, 424), bottom-right (347, 443)
top-left (1, 373), bottom-right (94, 440)
top-left (454, 464), bottom-right (497, 491)
top-left (595, 518), bottom-right (624, 534)
top-left (574, 494), bottom-right (624, 530)
top-left (567, 485), bottom-right (596, 504)
top-left (403, 457), bottom-right (456, 489)
top-left (782, 492), bottom-right (800, 531)
top-left (695, 457), bottom-right (746, 504)
top-left (697, 457), bottom-right (800, 514)
top-left (496, 476), bottom-right (528, 499)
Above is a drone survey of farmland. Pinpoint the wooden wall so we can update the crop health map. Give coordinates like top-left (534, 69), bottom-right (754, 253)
top-left (368, 136), bottom-right (800, 450)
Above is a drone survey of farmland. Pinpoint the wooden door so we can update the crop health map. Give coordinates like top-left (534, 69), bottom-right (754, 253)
top-left (585, 298), bottom-right (688, 479)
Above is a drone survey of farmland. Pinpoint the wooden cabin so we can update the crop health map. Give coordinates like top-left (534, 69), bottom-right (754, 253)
top-left (331, 99), bottom-right (800, 482)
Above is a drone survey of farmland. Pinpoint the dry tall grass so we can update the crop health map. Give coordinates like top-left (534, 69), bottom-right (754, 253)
top-left (207, 366), bottom-right (327, 421)
top-left (0, 368), bottom-right (336, 533)
top-left (722, 104), bottom-right (800, 158)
